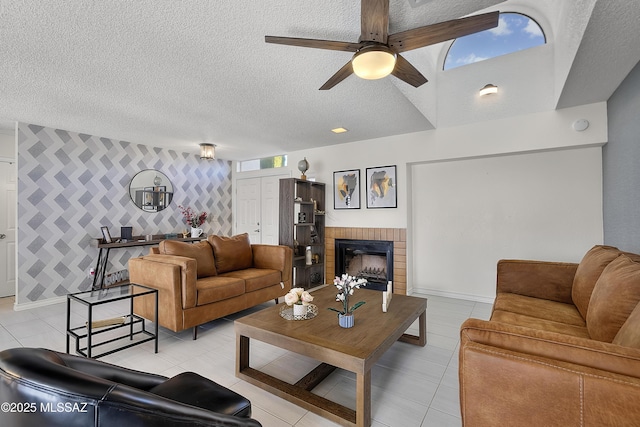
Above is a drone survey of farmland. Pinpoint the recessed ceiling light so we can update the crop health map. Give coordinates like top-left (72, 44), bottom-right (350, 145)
top-left (479, 84), bottom-right (498, 96)
top-left (331, 127), bottom-right (348, 134)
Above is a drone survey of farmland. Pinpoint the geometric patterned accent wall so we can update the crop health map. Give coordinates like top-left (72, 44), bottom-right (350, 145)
top-left (17, 123), bottom-right (233, 305)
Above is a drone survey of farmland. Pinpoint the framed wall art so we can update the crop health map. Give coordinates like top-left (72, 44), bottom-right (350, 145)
top-left (333, 169), bottom-right (361, 209)
top-left (101, 226), bottom-right (113, 243)
top-left (366, 165), bottom-right (397, 208)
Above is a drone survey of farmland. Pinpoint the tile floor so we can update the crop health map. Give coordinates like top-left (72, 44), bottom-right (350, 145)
top-left (0, 292), bottom-right (492, 427)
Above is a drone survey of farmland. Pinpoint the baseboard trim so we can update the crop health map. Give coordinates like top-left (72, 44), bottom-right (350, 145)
top-left (14, 295), bottom-right (67, 311)
top-left (411, 287), bottom-right (495, 304)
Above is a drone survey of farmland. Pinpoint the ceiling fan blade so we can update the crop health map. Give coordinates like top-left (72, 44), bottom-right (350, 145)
top-left (391, 54), bottom-right (428, 88)
top-left (265, 36), bottom-right (361, 52)
top-left (360, 0), bottom-right (390, 43)
top-left (319, 61), bottom-right (354, 90)
top-left (388, 11), bottom-right (499, 53)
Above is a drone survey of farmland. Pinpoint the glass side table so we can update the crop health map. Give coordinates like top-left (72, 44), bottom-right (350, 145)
top-left (66, 283), bottom-right (158, 358)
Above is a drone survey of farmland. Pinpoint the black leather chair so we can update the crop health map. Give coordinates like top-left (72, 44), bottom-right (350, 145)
top-left (0, 347), bottom-right (262, 427)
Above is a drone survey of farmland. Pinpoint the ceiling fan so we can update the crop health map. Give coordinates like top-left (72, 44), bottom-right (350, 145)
top-left (265, 0), bottom-right (499, 90)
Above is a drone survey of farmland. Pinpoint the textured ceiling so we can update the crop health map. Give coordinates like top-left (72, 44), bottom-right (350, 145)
top-left (0, 0), bottom-right (638, 160)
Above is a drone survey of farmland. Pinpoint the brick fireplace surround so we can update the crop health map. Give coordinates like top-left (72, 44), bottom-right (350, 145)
top-left (325, 227), bottom-right (407, 295)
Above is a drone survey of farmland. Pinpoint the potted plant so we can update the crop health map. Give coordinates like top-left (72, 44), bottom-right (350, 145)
top-left (328, 274), bottom-right (367, 328)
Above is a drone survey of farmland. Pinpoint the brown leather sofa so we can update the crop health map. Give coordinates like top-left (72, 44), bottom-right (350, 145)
top-left (129, 233), bottom-right (292, 339)
top-left (459, 245), bottom-right (640, 426)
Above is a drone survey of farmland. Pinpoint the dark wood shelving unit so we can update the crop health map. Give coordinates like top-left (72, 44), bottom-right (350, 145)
top-left (279, 178), bottom-right (326, 289)
top-left (133, 188), bottom-right (173, 212)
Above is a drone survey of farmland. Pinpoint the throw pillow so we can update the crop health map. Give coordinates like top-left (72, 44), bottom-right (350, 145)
top-left (586, 254), bottom-right (640, 342)
top-left (572, 245), bottom-right (621, 319)
top-left (208, 233), bottom-right (253, 274)
top-left (613, 302), bottom-right (640, 348)
top-left (159, 240), bottom-right (216, 278)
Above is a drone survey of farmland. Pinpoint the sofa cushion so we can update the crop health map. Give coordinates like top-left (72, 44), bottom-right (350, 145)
top-left (221, 268), bottom-right (282, 293)
top-left (159, 240), bottom-right (217, 279)
top-left (490, 310), bottom-right (591, 339)
top-left (195, 276), bottom-right (245, 305)
top-left (150, 372), bottom-right (252, 417)
top-left (572, 245), bottom-right (621, 319)
top-left (493, 293), bottom-right (586, 326)
top-left (586, 254), bottom-right (640, 342)
top-left (613, 302), bottom-right (640, 348)
top-left (208, 233), bottom-right (253, 274)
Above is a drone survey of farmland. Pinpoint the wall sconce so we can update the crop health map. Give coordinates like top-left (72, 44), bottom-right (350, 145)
top-left (199, 143), bottom-right (216, 160)
top-left (479, 84), bottom-right (498, 96)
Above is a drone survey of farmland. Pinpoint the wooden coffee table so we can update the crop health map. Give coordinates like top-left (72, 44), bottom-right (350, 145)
top-left (235, 285), bottom-right (427, 427)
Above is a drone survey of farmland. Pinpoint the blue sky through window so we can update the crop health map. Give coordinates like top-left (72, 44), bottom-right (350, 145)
top-left (444, 13), bottom-right (545, 70)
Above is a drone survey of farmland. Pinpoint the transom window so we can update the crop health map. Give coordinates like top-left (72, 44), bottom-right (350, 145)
top-left (237, 155), bottom-right (287, 172)
top-left (444, 13), bottom-right (545, 70)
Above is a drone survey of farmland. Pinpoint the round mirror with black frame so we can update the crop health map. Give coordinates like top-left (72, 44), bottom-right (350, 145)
top-left (129, 169), bottom-right (174, 212)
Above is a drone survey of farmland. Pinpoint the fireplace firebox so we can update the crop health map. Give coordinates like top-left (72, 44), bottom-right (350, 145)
top-left (335, 239), bottom-right (393, 292)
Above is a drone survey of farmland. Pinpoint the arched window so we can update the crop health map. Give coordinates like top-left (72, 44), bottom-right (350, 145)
top-left (444, 13), bottom-right (545, 70)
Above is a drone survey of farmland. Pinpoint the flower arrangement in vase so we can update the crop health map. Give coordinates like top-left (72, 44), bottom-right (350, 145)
top-left (284, 287), bottom-right (314, 318)
top-left (178, 205), bottom-right (208, 237)
top-left (327, 274), bottom-right (367, 328)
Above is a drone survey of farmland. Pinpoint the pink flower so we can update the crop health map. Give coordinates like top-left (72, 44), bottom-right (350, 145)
top-left (301, 291), bottom-right (314, 305)
top-left (284, 292), bottom-right (298, 306)
top-left (284, 287), bottom-right (314, 306)
top-left (179, 205), bottom-right (209, 228)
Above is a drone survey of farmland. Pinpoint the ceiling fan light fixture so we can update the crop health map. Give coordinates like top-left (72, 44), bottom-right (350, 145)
top-left (479, 84), bottom-right (498, 96)
top-left (351, 45), bottom-right (397, 80)
top-left (199, 143), bottom-right (216, 160)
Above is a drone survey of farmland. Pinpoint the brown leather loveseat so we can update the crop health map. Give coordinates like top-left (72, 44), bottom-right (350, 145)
top-left (459, 245), bottom-right (640, 426)
top-left (129, 233), bottom-right (292, 339)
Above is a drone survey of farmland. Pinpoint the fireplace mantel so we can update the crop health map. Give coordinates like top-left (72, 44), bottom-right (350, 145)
top-left (326, 227), bottom-right (406, 295)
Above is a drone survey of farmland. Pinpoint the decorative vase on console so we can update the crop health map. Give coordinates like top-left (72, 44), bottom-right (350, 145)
top-left (178, 205), bottom-right (208, 239)
top-left (328, 274), bottom-right (368, 328)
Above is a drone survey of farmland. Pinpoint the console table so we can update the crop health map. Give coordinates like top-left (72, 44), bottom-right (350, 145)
top-left (90, 235), bottom-right (202, 290)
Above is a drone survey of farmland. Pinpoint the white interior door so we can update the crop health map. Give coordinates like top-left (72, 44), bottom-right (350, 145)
top-left (260, 176), bottom-right (281, 245)
top-left (0, 160), bottom-right (16, 297)
top-left (235, 174), bottom-right (288, 244)
top-left (236, 178), bottom-right (261, 243)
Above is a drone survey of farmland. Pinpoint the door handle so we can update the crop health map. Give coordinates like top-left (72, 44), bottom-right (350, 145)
top-left (254, 229), bottom-right (260, 233)
top-left (0, 234), bottom-right (5, 239)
